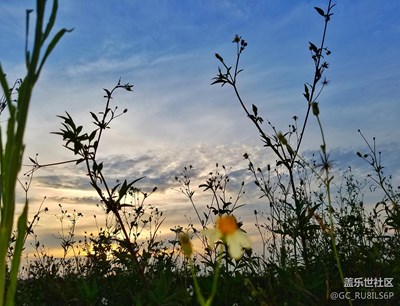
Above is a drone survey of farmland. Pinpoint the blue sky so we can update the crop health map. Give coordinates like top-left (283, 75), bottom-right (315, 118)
top-left (1, 0), bottom-right (399, 256)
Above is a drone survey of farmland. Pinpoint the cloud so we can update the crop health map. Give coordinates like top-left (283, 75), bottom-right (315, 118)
top-left (21, 144), bottom-right (255, 212)
top-left (49, 195), bottom-right (100, 206)
top-left (22, 139), bottom-right (398, 259)
top-left (4, 1), bottom-right (399, 260)
top-left (35, 174), bottom-right (91, 191)
top-left (32, 137), bottom-right (400, 209)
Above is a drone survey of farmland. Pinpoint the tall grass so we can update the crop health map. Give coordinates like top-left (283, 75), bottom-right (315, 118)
top-left (0, 1), bottom-right (71, 305)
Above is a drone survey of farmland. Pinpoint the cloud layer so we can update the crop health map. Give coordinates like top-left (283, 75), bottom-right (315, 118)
top-left (2, 0), bottom-right (399, 257)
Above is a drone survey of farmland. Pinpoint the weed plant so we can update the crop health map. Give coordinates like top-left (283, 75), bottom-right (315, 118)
top-left (0, 0), bottom-right (399, 305)
top-left (0, 1), bottom-right (71, 305)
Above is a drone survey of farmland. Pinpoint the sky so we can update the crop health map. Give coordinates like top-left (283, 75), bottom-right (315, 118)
top-left (1, 0), bottom-right (399, 258)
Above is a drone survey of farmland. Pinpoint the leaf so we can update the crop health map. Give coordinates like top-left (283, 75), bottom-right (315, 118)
top-left (6, 202), bottom-right (28, 302)
top-left (198, 183), bottom-right (210, 191)
top-left (37, 28), bottom-right (74, 77)
top-left (76, 125), bottom-right (83, 135)
top-left (277, 132), bottom-right (288, 145)
top-left (117, 177), bottom-right (145, 203)
top-left (210, 78), bottom-right (226, 86)
top-left (303, 83), bottom-right (310, 100)
top-left (314, 7), bottom-right (325, 17)
top-left (252, 104), bottom-right (258, 117)
top-left (111, 182), bottom-right (121, 195)
top-left (309, 42), bottom-right (318, 53)
top-left (90, 111), bottom-right (99, 123)
top-left (73, 142), bottom-right (82, 154)
top-left (42, 0), bottom-right (59, 43)
top-left (120, 204), bottom-right (134, 208)
top-left (118, 180), bottom-right (128, 197)
top-left (103, 88), bottom-right (111, 99)
top-left (312, 102), bottom-right (320, 116)
top-left (88, 129), bottom-right (97, 142)
top-left (63, 112), bottom-right (76, 130)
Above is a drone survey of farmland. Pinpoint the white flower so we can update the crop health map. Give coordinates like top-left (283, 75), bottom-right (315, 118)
top-left (203, 214), bottom-right (251, 259)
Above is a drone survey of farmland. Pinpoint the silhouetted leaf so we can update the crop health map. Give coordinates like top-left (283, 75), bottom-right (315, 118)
top-left (103, 88), bottom-right (111, 98)
top-left (252, 104), bottom-right (258, 117)
top-left (303, 83), bottom-right (310, 100)
top-left (76, 125), bottom-right (83, 135)
top-left (88, 130), bottom-right (97, 142)
top-left (90, 111), bottom-right (99, 123)
top-left (120, 204), bottom-right (134, 208)
top-left (37, 28), bottom-right (74, 77)
top-left (309, 42), bottom-right (318, 53)
top-left (314, 7), bottom-right (325, 17)
top-left (312, 102), bottom-right (320, 116)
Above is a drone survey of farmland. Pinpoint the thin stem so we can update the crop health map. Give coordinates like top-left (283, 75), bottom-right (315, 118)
top-left (191, 259), bottom-right (206, 305)
top-left (23, 158), bottom-right (80, 176)
top-left (191, 245), bottom-right (222, 306)
top-left (293, 0), bottom-right (333, 166)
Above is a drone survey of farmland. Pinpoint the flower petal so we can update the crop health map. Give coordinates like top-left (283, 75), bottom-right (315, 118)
top-left (226, 230), bottom-right (251, 259)
top-left (227, 240), bottom-right (243, 259)
top-left (202, 228), bottom-right (222, 246)
top-left (237, 230), bottom-right (252, 249)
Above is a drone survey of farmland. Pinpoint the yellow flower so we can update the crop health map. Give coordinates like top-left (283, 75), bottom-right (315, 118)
top-left (178, 231), bottom-right (193, 258)
top-left (203, 215), bottom-right (251, 260)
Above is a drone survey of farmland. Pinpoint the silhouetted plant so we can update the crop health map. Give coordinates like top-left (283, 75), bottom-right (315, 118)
top-left (210, 0), bottom-right (367, 304)
top-left (212, 1), bottom-right (336, 275)
top-left (0, 1), bottom-right (71, 304)
top-left (47, 80), bottom-right (164, 287)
